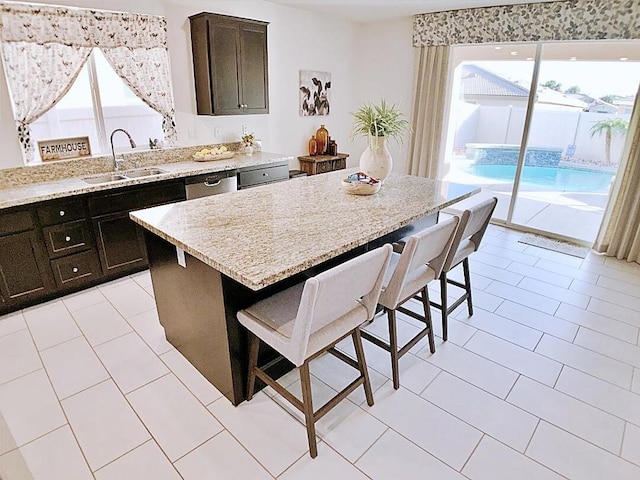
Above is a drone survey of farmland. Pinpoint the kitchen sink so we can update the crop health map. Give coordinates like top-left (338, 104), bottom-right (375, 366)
top-left (123, 167), bottom-right (167, 178)
top-left (83, 168), bottom-right (167, 184)
top-left (83, 174), bottom-right (127, 184)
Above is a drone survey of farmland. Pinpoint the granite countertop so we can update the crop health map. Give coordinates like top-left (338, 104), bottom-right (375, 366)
top-left (0, 152), bottom-right (290, 209)
top-left (130, 170), bottom-right (480, 290)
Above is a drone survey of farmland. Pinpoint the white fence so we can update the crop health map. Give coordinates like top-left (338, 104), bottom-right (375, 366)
top-left (31, 105), bottom-right (163, 158)
top-left (452, 102), bottom-right (631, 164)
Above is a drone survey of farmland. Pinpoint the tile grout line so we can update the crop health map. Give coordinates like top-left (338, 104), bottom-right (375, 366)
top-left (521, 420), bottom-right (572, 480)
top-left (532, 336), bottom-right (635, 392)
top-left (457, 433), bottom-right (484, 474)
top-left (13, 303), bottom-right (97, 475)
top-left (550, 367), bottom-right (640, 428)
top-left (528, 419), bottom-right (640, 471)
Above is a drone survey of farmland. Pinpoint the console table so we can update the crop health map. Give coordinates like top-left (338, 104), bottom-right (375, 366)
top-left (298, 153), bottom-right (348, 175)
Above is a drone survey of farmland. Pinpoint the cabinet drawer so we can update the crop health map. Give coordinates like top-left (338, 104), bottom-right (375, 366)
top-left (89, 181), bottom-right (184, 217)
top-left (238, 163), bottom-right (288, 188)
top-left (42, 220), bottom-right (91, 259)
top-left (37, 200), bottom-right (86, 226)
top-left (50, 250), bottom-right (101, 288)
top-left (0, 210), bottom-right (34, 236)
top-left (315, 161), bottom-right (332, 174)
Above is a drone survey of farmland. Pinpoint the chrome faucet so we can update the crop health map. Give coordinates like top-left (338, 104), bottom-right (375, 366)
top-left (110, 128), bottom-right (137, 171)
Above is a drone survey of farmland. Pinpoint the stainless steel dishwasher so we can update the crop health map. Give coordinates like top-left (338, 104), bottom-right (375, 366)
top-left (185, 170), bottom-right (237, 199)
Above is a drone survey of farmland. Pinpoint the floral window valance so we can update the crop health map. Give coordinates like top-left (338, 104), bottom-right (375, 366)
top-left (413, 0), bottom-right (640, 47)
top-left (0, 1), bottom-right (167, 48)
top-left (0, 1), bottom-right (176, 163)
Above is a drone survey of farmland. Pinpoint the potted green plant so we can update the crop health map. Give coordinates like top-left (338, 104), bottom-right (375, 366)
top-left (351, 99), bottom-right (411, 181)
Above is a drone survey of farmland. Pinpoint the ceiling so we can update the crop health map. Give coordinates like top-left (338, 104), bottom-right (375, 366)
top-left (261, 0), bottom-right (560, 23)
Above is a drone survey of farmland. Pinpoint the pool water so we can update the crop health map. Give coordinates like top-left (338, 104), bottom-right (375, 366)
top-left (465, 164), bottom-right (614, 192)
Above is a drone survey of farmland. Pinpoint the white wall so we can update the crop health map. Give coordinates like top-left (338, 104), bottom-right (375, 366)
top-left (0, 0), bottom-right (366, 170)
top-left (352, 16), bottom-right (416, 173)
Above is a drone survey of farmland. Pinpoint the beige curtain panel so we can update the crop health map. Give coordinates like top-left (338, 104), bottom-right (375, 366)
top-left (593, 86), bottom-right (640, 264)
top-left (407, 45), bottom-right (450, 179)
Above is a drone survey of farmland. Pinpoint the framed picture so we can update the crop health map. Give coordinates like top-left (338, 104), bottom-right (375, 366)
top-left (38, 136), bottom-right (91, 161)
top-left (299, 70), bottom-right (331, 116)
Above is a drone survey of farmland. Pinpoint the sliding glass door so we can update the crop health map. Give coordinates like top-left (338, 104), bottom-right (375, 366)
top-left (442, 44), bottom-right (536, 222)
top-left (442, 41), bottom-right (639, 243)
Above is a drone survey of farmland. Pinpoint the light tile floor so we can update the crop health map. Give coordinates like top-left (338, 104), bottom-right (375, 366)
top-left (1, 224), bottom-right (640, 479)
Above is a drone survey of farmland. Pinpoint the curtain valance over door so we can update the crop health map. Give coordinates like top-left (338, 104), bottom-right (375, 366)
top-left (413, 0), bottom-right (639, 47)
top-left (0, 1), bottom-right (177, 162)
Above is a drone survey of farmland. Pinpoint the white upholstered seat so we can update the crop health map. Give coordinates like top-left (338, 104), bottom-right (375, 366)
top-left (361, 216), bottom-right (459, 389)
top-left (237, 244), bottom-right (392, 458)
top-left (431, 197), bottom-right (497, 341)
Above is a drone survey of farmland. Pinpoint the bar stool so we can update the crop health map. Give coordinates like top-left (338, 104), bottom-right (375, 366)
top-left (431, 197), bottom-right (497, 341)
top-left (237, 244), bottom-right (392, 458)
top-left (361, 216), bottom-right (460, 389)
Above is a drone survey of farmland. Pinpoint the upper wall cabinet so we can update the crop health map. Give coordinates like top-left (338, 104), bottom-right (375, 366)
top-left (189, 13), bottom-right (269, 116)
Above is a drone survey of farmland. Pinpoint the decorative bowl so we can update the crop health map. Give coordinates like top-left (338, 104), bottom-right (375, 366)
top-left (341, 172), bottom-right (381, 195)
top-left (192, 151), bottom-right (234, 162)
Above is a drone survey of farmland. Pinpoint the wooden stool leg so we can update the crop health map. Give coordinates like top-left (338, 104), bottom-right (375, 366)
top-left (246, 333), bottom-right (260, 401)
top-left (421, 286), bottom-right (436, 354)
top-left (386, 309), bottom-right (401, 390)
top-left (300, 361), bottom-right (318, 458)
top-left (352, 328), bottom-right (374, 405)
top-left (440, 274), bottom-right (449, 342)
top-left (463, 258), bottom-right (473, 316)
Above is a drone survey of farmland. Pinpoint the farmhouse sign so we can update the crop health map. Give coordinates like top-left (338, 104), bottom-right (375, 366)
top-left (38, 136), bottom-right (91, 161)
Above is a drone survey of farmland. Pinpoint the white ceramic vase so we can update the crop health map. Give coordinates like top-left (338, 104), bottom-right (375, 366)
top-left (359, 135), bottom-right (392, 181)
top-left (244, 144), bottom-right (254, 155)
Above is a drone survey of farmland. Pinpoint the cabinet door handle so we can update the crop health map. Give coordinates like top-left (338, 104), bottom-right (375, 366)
top-left (72, 267), bottom-right (79, 273)
top-left (59, 210), bottom-right (65, 216)
top-left (263, 172), bottom-right (269, 177)
top-left (65, 236), bottom-right (71, 242)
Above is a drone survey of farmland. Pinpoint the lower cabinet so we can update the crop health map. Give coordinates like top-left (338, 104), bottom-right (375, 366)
top-left (0, 230), bottom-right (54, 307)
top-left (93, 212), bottom-right (148, 275)
top-left (0, 179), bottom-right (185, 315)
top-left (88, 180), bottom-right (184, 278)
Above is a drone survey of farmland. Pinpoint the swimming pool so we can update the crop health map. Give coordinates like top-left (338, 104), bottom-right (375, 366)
top-left (465, 164), bottom-right (614, 192)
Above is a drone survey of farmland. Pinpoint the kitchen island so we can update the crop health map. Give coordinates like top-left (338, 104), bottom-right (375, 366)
top-left (130, 170), bottom-right (479, 404)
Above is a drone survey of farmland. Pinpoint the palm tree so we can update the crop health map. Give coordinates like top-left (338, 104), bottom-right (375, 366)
top-left (589, 118), bottom-right (629, 165)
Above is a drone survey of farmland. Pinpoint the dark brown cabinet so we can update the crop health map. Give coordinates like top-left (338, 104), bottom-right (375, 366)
top-left (0, 210), bottom-right (54, 309)
top-left (190, 12), bottom-right (269, 116)
top-left (93, 212), bottom-right (147, 274)
top-left (38, 198), bottom-right (102, 291)
top-left (0, 179), bottom-right (186, 315)
top-left (89, 180), bottom-right (185, 278)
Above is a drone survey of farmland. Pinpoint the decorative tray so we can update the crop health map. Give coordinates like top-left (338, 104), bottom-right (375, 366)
top-left (192, 152), bottom-right (234, 162)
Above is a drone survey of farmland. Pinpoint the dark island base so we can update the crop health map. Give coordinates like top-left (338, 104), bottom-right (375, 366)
top-left (143, 213), bottom-right (437, 406)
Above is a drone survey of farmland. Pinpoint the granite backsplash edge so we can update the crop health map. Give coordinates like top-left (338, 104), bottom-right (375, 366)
top-left (0, 142), bottom-right (248, 189)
